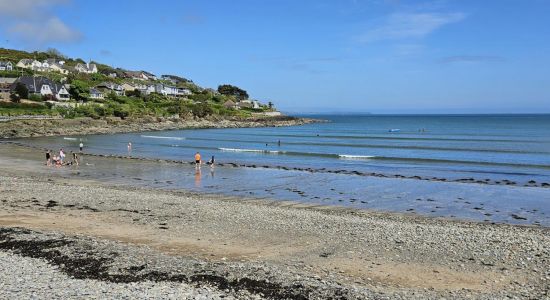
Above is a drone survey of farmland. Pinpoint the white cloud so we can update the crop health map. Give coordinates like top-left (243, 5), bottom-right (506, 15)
top-left (0, 0), bottom-right (81, 45)
top-left (8, 17), bottom-right (82, 44)
top-left (0, 0), bottom-right (69, 18)
top-left (357, 12), bottom-right (465, 43)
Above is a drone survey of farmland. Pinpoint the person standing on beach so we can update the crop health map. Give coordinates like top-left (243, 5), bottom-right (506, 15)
top-left (72, 152), bottom-right (79, 166)
top-left (46, 150), bottom-right (51, 166)
top-left (194, 152), bottom-right (202, 169)
top-left (59, 149), bottom-right (65, 164)
top-left (79, 142), bottom-right (83, 152)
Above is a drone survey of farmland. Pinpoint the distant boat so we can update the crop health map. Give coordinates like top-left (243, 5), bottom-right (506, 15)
top-left (388, 129), bottom-right (400, 133)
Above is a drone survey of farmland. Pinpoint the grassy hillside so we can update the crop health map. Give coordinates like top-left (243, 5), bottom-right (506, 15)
top-left (0, 48), bottom-right (275, 119)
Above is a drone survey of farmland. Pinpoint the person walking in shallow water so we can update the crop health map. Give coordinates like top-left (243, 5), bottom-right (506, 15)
top-left (127, 142), bottom-right (132, 154)
top-left (194, 152), bottom-right (202, 169)
top-left (207, 155), bottom-right (215, 169)
top-left (79, 142), bottom-right (83, 152)
top-left (45, 150), bottom-right (51, 166)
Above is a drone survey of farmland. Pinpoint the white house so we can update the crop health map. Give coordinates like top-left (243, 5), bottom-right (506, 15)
top-left (52, 84), bottom-right (70, 101)
top-left (0, 61), bottom-right (13, 71)
top-left (155, 84), bottom-right (179, 96)
top-left (16, 59), bottom-right (44, 71)
top-left (75, 62), bottom-right (98, 74)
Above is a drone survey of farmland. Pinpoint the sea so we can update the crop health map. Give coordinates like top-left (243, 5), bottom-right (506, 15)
top-left (19, 114), bottom-right (550, 226)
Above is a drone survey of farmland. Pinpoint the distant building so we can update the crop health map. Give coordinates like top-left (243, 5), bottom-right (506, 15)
top-left (96, 82), bottom-right (125, 96)
top-left (137, 84), bottom-right (155, 95)
top-left (161, 75), bottom-right (191, 84)
top-left (121, 83), bottom-right (136, 92)
top-left (252, 100), bottom-right (260, 109)
top-left (177, 87), bottom-right (192, 96)
top-left (13, 76), bottom-right (70, 101)
top-left (0, 61), bottom-right (13, 71)
top-left (43, 58), bottom-right (65, 66)
top-left (89, 88), bottom-right (105, 100)
top-left (16, 59), bottom-right (43, 71)
top-left (155, 83), bottom-right (178, 96)
top-left (48, 62), bottom-right (69, 75)
top-left (75, 62), bottom-right (98, 74)
top-left (124, 71), bottom-right (155, 81)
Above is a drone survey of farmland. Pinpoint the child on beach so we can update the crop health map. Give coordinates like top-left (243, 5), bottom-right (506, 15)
top-left (194, 152), bottom-right (202, 169)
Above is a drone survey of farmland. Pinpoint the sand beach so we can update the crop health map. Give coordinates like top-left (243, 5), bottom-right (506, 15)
top-left (0, 143), bottom-right (548, 299)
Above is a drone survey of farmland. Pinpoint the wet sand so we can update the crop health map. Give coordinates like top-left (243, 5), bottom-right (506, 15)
top-left (3, 141), bottom-right (550, 226)
top-left (0, 144), bottom-right (549, 299)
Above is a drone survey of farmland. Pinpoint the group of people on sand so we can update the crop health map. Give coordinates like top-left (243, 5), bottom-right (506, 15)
top-left (194, 151), bottom-right (215, 169)
top-left (46, 148), bottom-right (80, 167)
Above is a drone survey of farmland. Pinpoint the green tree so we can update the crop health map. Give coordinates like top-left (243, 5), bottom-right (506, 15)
top-left (14, 82), bottom-right (29, 99)
top-left (217, 84), bottom-right (249, 101)
top-left (69, 80), bottom-right (90, 102)
top-left (268, 101), bottom-right (273, 109)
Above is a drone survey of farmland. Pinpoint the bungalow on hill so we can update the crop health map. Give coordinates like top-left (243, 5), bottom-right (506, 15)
top-left (96, 82), bottom-right (125, 96)
top-left (0, 61), bottom-right (13, 71)
top-left (75, 62), bottom-right (98, 74)
top-left (12, 76), bottom-right (70, 101)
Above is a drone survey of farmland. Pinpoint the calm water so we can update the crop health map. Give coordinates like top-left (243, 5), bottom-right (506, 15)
top-left (19, 114), bottom-right (550, 226)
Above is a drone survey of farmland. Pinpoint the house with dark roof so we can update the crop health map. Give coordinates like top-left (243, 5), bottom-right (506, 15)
top-left (12, 76), bottom-right (70, 101)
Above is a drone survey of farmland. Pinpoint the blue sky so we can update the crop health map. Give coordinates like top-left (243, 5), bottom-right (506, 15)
top-left (1, 0), bottom-right (549, 113)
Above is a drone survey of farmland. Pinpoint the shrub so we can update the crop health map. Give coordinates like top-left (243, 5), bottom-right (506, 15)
top-left (29, 94), bottom-right (42, 102)
top-left (9, 93), bottom-right (21, 103)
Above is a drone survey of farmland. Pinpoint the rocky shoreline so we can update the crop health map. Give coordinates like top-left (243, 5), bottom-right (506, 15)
top-left (0, 115), bottom-right (321, 138)
top-left (0, 170), bottom-right (549, 299)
